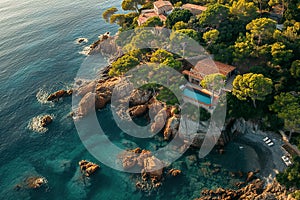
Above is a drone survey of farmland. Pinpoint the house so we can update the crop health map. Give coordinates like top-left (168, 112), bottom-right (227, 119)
top-left (182, 3), bottom-right (207, 15)
top-left (182, 59), bottom-right (236, 85)
top-left (137, 9), bottom-right (167, 26)
top-left (182, 59), bottom-right (236, 110)
top-left (137, 1), bottom-right (172, 26)
top-left (153, 1), bottom-right (173, 15)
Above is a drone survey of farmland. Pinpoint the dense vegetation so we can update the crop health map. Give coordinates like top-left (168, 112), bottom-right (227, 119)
top-left (276, 156), bottom-right (300, 189)
top-left (103, 0), bottom-right (300, 188)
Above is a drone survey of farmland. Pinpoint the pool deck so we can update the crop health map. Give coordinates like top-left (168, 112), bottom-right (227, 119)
top-left (183, 95), bottom-right (214, 112)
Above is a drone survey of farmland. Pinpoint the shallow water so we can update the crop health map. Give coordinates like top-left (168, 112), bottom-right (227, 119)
top-left (0, 0), bottom-right (261, 199)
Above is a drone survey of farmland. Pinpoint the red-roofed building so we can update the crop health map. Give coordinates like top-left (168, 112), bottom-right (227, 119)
top-left (137, 1), bottom-right (173, 26)
top-left (137, 9), bottom-right (168, 26)
top-left (153, 0), bottom-right (173, 15)
top-left (182, 3), bottom-right (207, 15)
top-left (182, 59), bottom-right (236, 85)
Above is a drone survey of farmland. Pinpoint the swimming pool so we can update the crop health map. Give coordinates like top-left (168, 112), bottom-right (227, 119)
top-left (183, 87), bottom-right (212, 105)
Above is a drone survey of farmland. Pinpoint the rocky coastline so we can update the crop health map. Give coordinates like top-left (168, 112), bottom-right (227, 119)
top-left (197, 178), bottom-right (297, 200)
top-left (40, 35), bottom-right (296, 199)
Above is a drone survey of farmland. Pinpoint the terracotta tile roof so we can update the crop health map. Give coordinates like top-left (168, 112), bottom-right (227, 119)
top-left (138, 10), bottom-right (167, 25)
top-left (158, 14), bottom-right (167, 21)
top-left (182, 70), bottom-right (204, 80)
top-left (214, 61), bottom-right (236, 76)
top-left (183, 59), bottom-right (236, 80)
top-left (194, 59), bottom-right (236, 77)
top-left (182, 3), bottom-right (207, 12)
top-left (153, 1), bottom-right (173, 9)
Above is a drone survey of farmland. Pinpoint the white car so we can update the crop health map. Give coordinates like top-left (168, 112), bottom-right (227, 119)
top-left (263, 137), bottom-right (269, 142)
top-left (267, 142), bottom-right (274, 146)
top-left (281, 156), bottom-right (293, 166)
top-left (265, 139), bottom-right (272, 144)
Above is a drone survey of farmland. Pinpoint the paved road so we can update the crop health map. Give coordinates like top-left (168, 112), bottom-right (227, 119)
top-left (238, 131), bottom-right (287, 183)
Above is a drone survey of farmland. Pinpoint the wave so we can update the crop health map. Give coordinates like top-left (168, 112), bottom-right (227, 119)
top-left (27, 114), bottom-right (54, 134)
top-left (79, 46), bottom-right (91, 56)
top-left (36, 88), bottom-right (54, 105)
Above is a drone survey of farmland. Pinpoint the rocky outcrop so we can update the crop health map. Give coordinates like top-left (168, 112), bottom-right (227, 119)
top-left (119, 148), bottom-right (164, 192)
top-left (47, 89), bottom-right (73, 101)
top-left (40, 115), bottom-right (52, 127)
top-left (79, 160), bottom-right (100, 177)
top-left (77, 92), bottom-right (95, 116)
top-left (88, 33), bottom-right (122, 57)
top-left (148, 98), bottom-right (165, 119)
top-left (76, 38), bottom-right (88, 44)
top-left (120, 148), bottom-right (163, 178)
top-left (163, 115), bottom-right (180, 140)
top-left (76, 81), bottom-right (97, 97)
top-left (25, 176), bottom-right (48, 189)
top-left (167, 168), bottom-right (181, 177)
top-left (246, 170), bottom-right (260, 183)
top-left (143, 156), bottom-right (164, 180)
top-left (198, 179), bottom-right (297, 200)
top-left (151, 108), bottom-right (170, 133)
top-left (230, 118), bottom-right (259, 135)
top-left (129, 89), bottom-right (152, 106)
top-left (76, 77), bottom-right (120, 116)
top-left (129, 105), bottom-right (148, 117)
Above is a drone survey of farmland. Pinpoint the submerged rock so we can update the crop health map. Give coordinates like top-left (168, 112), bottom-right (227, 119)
top-left (76, 37), bottom-right (88, 44)
top-left (143, 156), bottom-right (164, 180)
top-left (79, 160), bottom-right (100, 177)
top-left (47, 89), bottom-right (73, 101)
top-left (28, 114), bottom-right (54, 133)
top-left (167, 168), bottom-right (181, 177)
top-left (119, 148), bottom-right (165, 192)
top-left (40, 115), bottom-right (52, 127)
top-left (25, 176), bottom-right (48, 189)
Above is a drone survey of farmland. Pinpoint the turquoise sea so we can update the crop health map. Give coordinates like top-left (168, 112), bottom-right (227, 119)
top-left (0, 0), bottom-right (262, 199)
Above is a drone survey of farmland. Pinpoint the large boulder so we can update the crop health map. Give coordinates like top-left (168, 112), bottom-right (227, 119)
top-left (136, 149), bottom-right (152, 167)
top-left (150, 108), bottom-right (170, 133)
top-left (143, 156), bottom-right (164, 180)
top-left (96, 77), bottom-right (120, 92)
top-left (95, 92), bottom-right (111, 109)
top-left (129, 105), bottom-right (148, 117)
top-left (148, 99), bottom-right (164, 119)
top-left (40, 115), bottom-right (52, 127)
top-left (122, 155), bottom-right (137, 170)
top-left (47, 89), bottom-right (73, 101)
top-left (129, 89), bottom-right (152, 106)
top-left (78, 92), bottom-right (95, 116)
top-left (167, 168), bottom-right (181, 177)
top-left (76, 81), bottom-right (97, 97)
top-left (79, 160), bottom-right (100, 177)
top-left (163, 116), bottom-right (180, 140)
top-left (25, 176), bottom-right (48, 189)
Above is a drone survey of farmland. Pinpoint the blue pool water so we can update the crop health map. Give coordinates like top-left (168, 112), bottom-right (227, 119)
top-left (0, 0), bottom-right (261, 199)
top-left (183, 87), bottom-right (212, 105)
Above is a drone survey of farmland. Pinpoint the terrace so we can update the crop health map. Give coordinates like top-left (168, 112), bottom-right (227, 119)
top-left (182, 59), bottom-right (237, 110)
